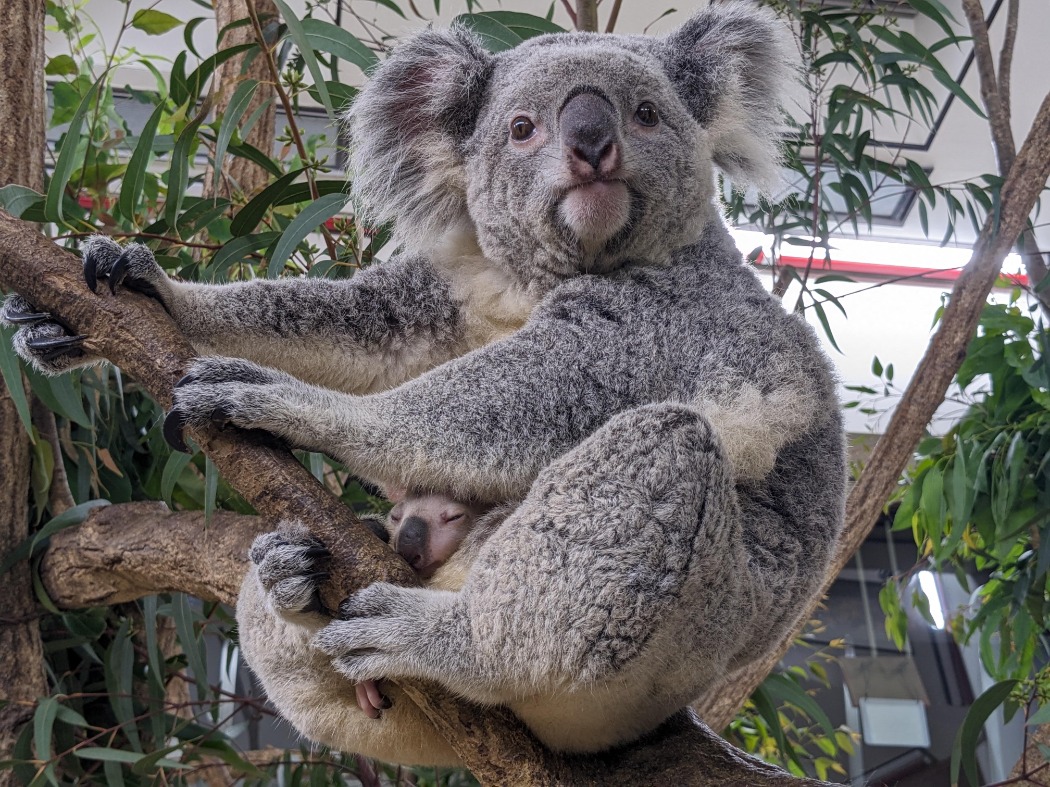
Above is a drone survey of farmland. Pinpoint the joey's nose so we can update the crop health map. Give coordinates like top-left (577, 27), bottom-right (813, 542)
top-left (395, 516), bottom-right (427, 569)
top-left (560, 91), bottom-right (621, 175)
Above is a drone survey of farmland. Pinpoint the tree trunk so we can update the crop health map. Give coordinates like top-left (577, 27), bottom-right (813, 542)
top-left (0, 0), bottom-right (48, 778)
top-left (203, 0), bottom-right (279, 199)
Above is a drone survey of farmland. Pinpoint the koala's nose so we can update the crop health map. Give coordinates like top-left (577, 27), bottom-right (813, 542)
top-left (560, 91), bottom-right (621, 175)
top-left (395, 516), bottom-right (427, 570)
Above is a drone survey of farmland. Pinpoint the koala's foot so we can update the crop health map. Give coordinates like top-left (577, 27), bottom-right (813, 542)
top-left (81, 236), bottom-right (171, 301)
top-left (1, 294), bottom-right (89, 374)
top-left (249, 522), bottom-right (331, 627)
top-left (163, 356), bottom-right (339, 453)
top-left (313, 584), bottom-right (469, 685)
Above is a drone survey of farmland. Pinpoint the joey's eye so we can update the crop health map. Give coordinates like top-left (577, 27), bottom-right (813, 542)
top-left (510, 116), bottom-right (536, 142)
top-left (635, 102), bottom-right (659, 127)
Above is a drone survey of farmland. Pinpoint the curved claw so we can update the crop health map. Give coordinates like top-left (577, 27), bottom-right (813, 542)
top-left (163, 409), bottom-right (190, 453)
top-left (83, 252), bottom-right (99, 293)
top-left (4, 309), bottom-right (52, 324)
top-left (25, 334), bottom-right (88, 352)
top-left (109, 250), bottom-right (131, 295)
top-left (174, 373), bottom-right (197, 388)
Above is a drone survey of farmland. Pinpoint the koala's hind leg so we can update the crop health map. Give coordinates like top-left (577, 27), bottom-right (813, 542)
top-left (315, 403), bottom-right (753, 705)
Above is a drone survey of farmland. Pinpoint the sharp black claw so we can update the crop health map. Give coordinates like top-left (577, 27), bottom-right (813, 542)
top-left (25, 334), bottom-right (88, 352)
top-left (109, 250), bottom-right (131, 294)
top-left (39, 347), bottom-right (85, 363)
top-left (208, 405), bottom-right (232, 425)
top-left (174, 373), bottom-right (197, 388)
top-left (83, 252), bottom-right (98, 292)
top-left (302, 545), bottom-right (330, 560)
top-left (5, 310), bottom-right (51, 324)
top-left (163, 410), bottom-right (190, 453)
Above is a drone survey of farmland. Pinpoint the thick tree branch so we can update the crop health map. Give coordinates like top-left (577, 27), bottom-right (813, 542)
top-left (576, 0), bottom-right (598, 32)
top-left (0, 215), bottom-right (828, 785)
top-left (39, 502), bottom-right (267, 606)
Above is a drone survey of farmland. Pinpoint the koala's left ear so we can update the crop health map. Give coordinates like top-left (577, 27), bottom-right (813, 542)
top-left (347, 25), bottom-right (494, 248)
top-left (660, 2), bottom-right (799, 192)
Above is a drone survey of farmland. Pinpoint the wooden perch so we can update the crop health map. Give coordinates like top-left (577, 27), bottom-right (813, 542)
top-left (0, 211), bottom-right (831, 784)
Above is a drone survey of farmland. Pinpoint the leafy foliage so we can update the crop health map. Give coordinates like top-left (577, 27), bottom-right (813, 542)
top-left (0, 0), bottom-right (1023, 783)
top-left (883, 296), bottom-right (1050, 784)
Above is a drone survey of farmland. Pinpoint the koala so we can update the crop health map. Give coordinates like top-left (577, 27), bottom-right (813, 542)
top-left (351, 493), bottom-right (508, 717)
top-left (3, 2), bottom-right (846, 767)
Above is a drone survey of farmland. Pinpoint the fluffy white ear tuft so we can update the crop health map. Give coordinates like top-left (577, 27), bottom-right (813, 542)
top-left (660, 2), bottom-right (801, 194)
top-left (346, 25), bottom-right (494, 249)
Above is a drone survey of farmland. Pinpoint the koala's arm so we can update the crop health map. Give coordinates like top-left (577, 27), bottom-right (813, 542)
top-left (3, 236), bottom-right (468, 394)
top-left (169, 297), bottom-right (626, 501)
top-left (235, 569), bottom-right (462, 767)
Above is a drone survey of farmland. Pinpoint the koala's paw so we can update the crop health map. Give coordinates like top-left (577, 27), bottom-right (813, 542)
top-left (81, 235), bottom-right (171, 301)
top-left (249, 521), bottom-right (330, 624)
top-left (163, 356), bottom-right (316, 452)
top-left (312, 584), bottom-right (428, 682)
top-left (1, 295), bottom-right (90, 374)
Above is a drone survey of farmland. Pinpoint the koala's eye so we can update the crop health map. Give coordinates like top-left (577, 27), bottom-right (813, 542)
top-left (510, 116), bottom-right (536, 142)
top-left (635, 102), bottom-right (659, 127)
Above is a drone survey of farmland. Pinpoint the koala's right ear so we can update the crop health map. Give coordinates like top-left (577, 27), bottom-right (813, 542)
top-left (347, 26), bottom-right (494, 249)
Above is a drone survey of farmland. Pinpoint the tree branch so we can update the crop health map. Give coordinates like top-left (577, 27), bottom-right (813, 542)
top-left (0, 215), bottom-right (830, 784)
top-left (575, 0), bottom-right (598, 32)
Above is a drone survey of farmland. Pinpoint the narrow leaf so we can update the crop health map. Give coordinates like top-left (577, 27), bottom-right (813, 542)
top-left (45, 76), bottom-right (104, 224)
top-left (119, 102), bottom-right (166, 220)
top-left (267, 192), bottom-right (346, 276)
top-left (212, 79), bottom-right (260, 192)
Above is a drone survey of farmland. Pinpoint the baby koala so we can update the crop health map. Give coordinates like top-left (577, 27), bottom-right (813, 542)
top-left (355, 492), bottom-right (510, 718)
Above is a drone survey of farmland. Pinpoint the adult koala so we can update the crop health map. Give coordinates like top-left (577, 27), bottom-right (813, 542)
top-left (2, 1), bottom-right (845, 766)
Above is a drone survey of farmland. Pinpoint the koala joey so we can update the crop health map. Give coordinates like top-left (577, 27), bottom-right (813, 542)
top-left (352, 493), bottom-right (507, 718)
top-left (3, 1), bottom-right (846, 766)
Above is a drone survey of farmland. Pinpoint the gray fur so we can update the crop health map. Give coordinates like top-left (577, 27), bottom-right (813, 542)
top-left (4, 2), bottom-right (844, 765)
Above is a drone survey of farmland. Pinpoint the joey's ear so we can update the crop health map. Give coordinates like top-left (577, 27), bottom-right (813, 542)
top-left (347, 24), bottom-right (494, 248)
top-left (660, 2), bottom-right (799, 192)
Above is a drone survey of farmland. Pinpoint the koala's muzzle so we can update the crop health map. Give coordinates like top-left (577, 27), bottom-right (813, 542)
top-left (395, 515), bottom-right (428, 570)
top-left (560, 91), bottom-right (621, 176)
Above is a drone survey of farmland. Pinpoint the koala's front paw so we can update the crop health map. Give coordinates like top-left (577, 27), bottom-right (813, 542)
top-left (249, 521), bottom-right (330, 625)
top-left (162, 356), bottom-right (318, 452)
top-left (1, 294), bottom-right (89, 374)
top-left (81, 235), bottom-right (171, 301)
top-left (312, 585), bottom-right (427, 682)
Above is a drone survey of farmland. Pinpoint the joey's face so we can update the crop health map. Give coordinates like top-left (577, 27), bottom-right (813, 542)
top-left (463, 40), bottom-right (713, 282)
top-left (387, 494), bottom-right (479, 580)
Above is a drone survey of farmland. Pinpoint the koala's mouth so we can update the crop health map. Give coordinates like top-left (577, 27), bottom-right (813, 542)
top-left (558, 180), bottom-right (630, 247)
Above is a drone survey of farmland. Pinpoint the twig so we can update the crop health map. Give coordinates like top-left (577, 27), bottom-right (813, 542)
top-left (604, 0), bottom-right (622, 33)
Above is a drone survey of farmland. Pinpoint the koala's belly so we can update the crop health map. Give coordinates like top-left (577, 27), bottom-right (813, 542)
top-left (508, 679), bottom-right (682, 753)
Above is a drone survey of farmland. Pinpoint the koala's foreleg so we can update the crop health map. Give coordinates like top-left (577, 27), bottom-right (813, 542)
top-left (314, 403), bottom-right (754, 705)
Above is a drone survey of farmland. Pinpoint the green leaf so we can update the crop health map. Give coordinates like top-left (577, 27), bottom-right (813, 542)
top-left (26, 369), bottom-right (92, 428)
top-left (173, 594), bottom-right (211, 701)
top-left (45, 75), bottom-right (103, 224)
top-left (230, 167), bottom-right (306, 237)
top-left (932, 67), bottom-right (986, 118)
top-left (33, 697), bottom-right (59, 767)
top-left (454, 14), bottom-right (524, 52)
top-left (74, 748), bottom-right (149, 764)
top-left (166, 113), bottom-right (207, 233)
top-left (763, 673), bottom-right (835, 736)
top-left (951, 680), bottom-right (1017, 787)
top-left (131, 9), bottom-right (183, 35)
top-left (105, 620), bottom-right (141, 751)
top-left (160, 451), bottom-right (193, 507)
top-left (212, 79), bottom-right (260, 193)
top-left (1030, 702), bottom-right (1050, 727)
top-left (470, 10), bottom-right (565, 38)
top-left (906, 0), bottom-right (959, 40)
top-left (181, 43), bottom-right (256, 106)
top-left (206, 232), bottom-right (282, 280)
top-left (44, 54), bottom-right (77, 76)
top-left (119, 102), bottom-right (166, 220)
top-left (300, 19), bottom-right (378, 73)
top-left (0, 326), bottom-right (32, 437)
top-left (0, 184), bottom-right (44, 218)
top-left (306, 80), bottom-right (358, 110)
top-left (272, 0), bottom-right (335, 120)
top-left (267, 192), bottom-right (346, 277)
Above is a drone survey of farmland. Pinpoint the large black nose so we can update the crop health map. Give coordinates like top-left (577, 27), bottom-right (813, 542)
top-left (395, 515), bottom-right (427, 569)
top-left (560, 91), bottom-right (620, 173)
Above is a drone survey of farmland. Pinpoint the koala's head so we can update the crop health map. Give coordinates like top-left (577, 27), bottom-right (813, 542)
top-left (348, 3), bottom-right (796, 283)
